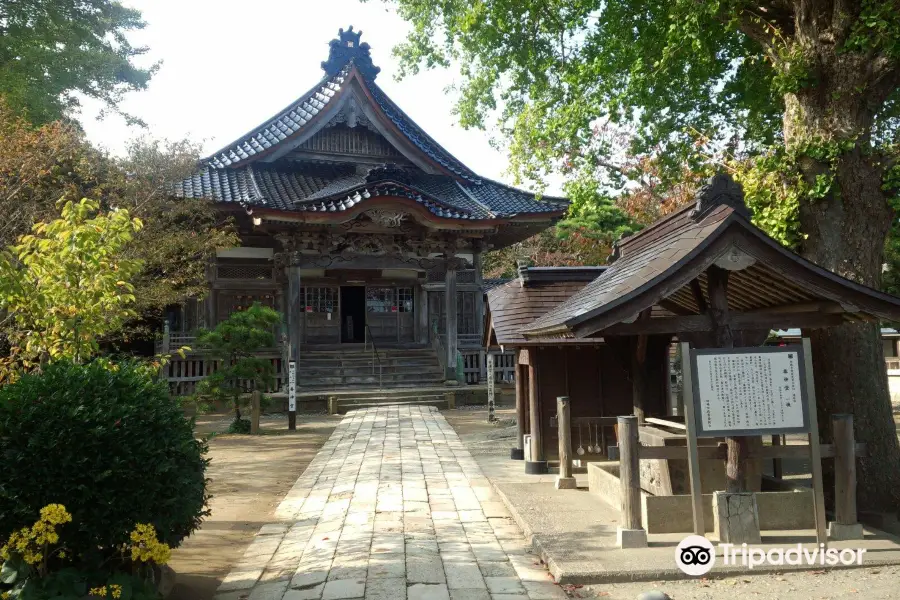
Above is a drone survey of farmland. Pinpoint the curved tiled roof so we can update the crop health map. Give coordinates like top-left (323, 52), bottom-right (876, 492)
top-left (176, 163), bottom-right (566, 221)
top-left (183, 29), bottom-right (569, 222)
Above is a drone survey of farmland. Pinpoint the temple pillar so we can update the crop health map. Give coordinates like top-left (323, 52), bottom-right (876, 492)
top-left (416, 283), bottom-right (429, 344)
top-left (287, 266), bottom-right (301, 361)
top-left (445, 262), bottom-right (458, 381)
top-left (474, 250), bottom-right (485, 342)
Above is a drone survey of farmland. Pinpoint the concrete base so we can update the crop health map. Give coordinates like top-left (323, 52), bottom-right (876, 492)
top-left (829, 521), bottom-right (865, 541)
top-left (616, 527), bottom-right (648, 549)
top-left (714, 491), bottom-right (761, 544)
top-left (510, 448), bottom-right (525, 460)
top-left (525, 460), bottom-right (548, 475)
top-left (555, 476), bottom-right (577, 490)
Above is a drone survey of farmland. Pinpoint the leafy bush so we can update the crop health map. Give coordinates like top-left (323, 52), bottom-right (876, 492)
top-left (1, 504), bottom-right (169, 599)
top-left (0, 360), bottom-right (209, 569)
top-left (196, 303), bottom-right (282, 430)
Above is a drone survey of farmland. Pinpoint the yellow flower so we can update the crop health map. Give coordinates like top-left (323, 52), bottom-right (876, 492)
top-left (89, 586), bottom-right (107, 597)
top-left (109, 584), bottom-right (122, 599)
top-left (39, 504), bottom-right (72, 526)
top-left (127, 523), bottom-right (171, 565)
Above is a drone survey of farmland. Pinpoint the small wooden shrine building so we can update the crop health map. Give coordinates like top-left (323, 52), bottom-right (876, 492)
top-left (165, 27), bottom-right (566, 391)
top-left (491, 174), bottom-right (900, 479)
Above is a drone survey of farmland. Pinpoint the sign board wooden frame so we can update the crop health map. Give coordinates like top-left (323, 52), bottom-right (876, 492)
top-left (688, 345), bottom-right (810, 437)
top-left (680, 339), bottom-right (826, 545)
top-left (288, 360), bottom-right (297, 430)
top-left (487, 353), bottom-right (496, 422)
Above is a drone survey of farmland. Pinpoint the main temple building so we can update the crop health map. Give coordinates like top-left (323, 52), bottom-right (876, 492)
top-left (165, 27), bottom-right (566, 394)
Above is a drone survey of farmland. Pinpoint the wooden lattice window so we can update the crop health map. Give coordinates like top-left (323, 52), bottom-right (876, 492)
top-left (366, 287), bottom-right (396, 313)
top-left (429, 291), bottom-right (476, 334)
top-left (398, 287), bottom-right (414, 313)
top-left (302, 287), bottom-right (337, 313)
top-left (216, 265), bottom-right (274, 280)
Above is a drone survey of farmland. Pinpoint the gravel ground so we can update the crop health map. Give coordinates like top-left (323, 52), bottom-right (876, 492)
top-left (570, 566), bottom-right (900, 599)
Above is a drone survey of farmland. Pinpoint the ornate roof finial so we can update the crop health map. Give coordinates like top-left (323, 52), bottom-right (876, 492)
top-left (322, 26), bottom-right (381, 80)
top-left (690, 173), bottom-right (752, 221)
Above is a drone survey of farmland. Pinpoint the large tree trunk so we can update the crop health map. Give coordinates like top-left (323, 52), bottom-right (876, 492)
top-left (783, 44), bottom-right (900, 514)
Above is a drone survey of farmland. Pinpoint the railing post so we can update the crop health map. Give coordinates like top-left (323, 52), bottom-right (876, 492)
top-left (555, 397), bottom-right (576, 489)
top-left (828, 414), bottom-right (864, 540)
top-left (616, 415), bottom-right (647, 548)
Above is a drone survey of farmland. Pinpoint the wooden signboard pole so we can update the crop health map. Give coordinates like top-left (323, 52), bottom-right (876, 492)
top-left (288, 360), bottom-right (297, 431)
top-left (487, 353), bottom-right (496, 423)
top-left (680, 341), bottom-right (705, 536)
top-left (801, 337), bottom-right (827, 546)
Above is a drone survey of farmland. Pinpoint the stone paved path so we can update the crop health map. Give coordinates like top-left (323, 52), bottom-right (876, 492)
top-left (214, 406), bottom-right (566, 600)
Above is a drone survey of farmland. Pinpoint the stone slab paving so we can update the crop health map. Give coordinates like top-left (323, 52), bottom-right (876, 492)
top-left (214, 406), bottom-right (566, 600)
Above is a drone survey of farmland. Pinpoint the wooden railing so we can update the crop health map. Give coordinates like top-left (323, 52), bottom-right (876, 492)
top-left (460, 349), bottom-right (516, 385)
top-left (162, 352), bottom-right (287, 397)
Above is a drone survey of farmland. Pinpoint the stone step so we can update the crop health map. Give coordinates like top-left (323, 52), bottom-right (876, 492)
top-left (298, 378), bottom-right (447, 391)
top-left (299, 364), bottom-right (443, 375)
top-left (330, 395), bottom-right (449, 414)
top-left (298, 356), bottom-right (439, 366)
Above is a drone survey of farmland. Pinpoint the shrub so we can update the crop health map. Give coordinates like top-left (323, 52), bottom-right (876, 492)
top-left (196, 303), bottom-right (282, 430)
top-left (0, 360), bottom-right (209, 569)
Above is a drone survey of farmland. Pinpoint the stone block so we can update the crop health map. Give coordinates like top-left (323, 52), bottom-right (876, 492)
top-left (616, 527), bottom-right (648, 549)
top-left (828, 521), bottom-right (864, 541)
top-left (713, 491), bottom-right (761, 544)
top-left (554, 477), bottom-right (577, 490)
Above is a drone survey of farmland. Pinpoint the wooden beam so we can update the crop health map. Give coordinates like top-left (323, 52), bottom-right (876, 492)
top-left (748, 300), bottom-right (843, 315)
top-left (606, 442), bottom-right (867, 461)
top-left (659, 299), bottom-right (697, 316)
top-left (518, 347), bottom-right (531, 366)
top-left (708, 265), bottom-right (749, 494)
top-left (600, 311), bottom-right (847, 336)
top-left (690, 278), bottom-right (708, 313)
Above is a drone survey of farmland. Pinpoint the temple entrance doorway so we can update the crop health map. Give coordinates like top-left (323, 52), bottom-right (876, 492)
top-left (340, 286), bottom-right (366, 343)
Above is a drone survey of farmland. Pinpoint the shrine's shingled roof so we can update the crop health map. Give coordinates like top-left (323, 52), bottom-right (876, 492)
top-left (180, 27), bottom-right (567, 222)
top-left (523, 174), bottom-right (900, 339)
top-left (486, 266), bottom-right (607, 345)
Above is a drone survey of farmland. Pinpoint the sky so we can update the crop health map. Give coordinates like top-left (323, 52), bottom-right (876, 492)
top-left (78, 0), bottom-right (563, 194)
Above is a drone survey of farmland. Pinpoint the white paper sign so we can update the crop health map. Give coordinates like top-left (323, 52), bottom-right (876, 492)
top-left (692, 347), bottom-right (808, 436)
top-left (288, 361), bottom-right (296, 412)
top-left (487, 354), bottom-right (495, 399)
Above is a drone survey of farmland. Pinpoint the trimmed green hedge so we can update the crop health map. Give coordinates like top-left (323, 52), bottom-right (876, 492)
top-left (0, 360), bottom-right (209, 567)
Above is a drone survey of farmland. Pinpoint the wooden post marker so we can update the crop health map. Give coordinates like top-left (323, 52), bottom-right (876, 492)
top-left (616, 415), bottom-right (647, 548)
top-left (250, 390), bottom-right (261, 435)
top-left (511, 360), bottom-right (526, 460)
top-left (680, 342), bottom-right (705, 536)
top-left (288, 360), bottom-right (297, 430)
top-left (555, 396), bottom-right (576, 489)
top-left (828, 413), bottom-right (864, 540)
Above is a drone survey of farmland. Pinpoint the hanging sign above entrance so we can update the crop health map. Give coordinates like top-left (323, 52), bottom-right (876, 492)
top-left (689, 346), bottom-right (809, 437)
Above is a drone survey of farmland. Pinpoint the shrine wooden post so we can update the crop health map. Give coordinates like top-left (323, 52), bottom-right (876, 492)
top-left (555, 396), bottom-right (576, 489)
top-left (512, 353), bottom-right (527, 460)
top-left (828, 413), bottom-right (864, 540)
top-left (616, 415), bottom-right (647, 547)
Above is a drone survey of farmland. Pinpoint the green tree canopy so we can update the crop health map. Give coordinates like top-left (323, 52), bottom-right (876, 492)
top-left (0, 0), bottom-right (155, 124)
top-left (381, 0), bottom-right (900, 513)
top-left (0, 100), bottom-right (238, 341)
top-left (0, 198), bottom-right (142, 377)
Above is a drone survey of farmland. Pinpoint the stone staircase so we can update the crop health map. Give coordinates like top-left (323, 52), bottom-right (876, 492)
top-left (297, 345), bottom-right (450, 413)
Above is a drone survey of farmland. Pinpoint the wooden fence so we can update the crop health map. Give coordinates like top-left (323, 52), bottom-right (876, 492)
top-left (460, 349), bottom-right (516, 385)
top-left (162, 352), bottom-right (287, 397)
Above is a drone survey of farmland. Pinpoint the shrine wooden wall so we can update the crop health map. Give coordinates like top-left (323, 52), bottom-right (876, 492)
top-left (530, 345), bottom-right (637, 460)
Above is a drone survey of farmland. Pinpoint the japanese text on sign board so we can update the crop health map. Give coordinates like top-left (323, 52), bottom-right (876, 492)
top-left (694, 350), bottom-right (803, 434)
